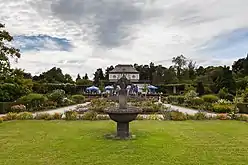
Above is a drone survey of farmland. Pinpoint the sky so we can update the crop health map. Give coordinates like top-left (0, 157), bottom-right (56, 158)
top-left (1, 0), bottom-right (248, 79)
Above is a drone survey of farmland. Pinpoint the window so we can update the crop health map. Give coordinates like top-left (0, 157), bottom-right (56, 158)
top-left (132, 75), bottom-right (136, 79)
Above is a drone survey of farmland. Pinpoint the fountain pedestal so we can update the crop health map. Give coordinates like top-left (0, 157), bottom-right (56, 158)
top-left (106, 108), bottom-right (140, 139)
top-left (105, 76), bottom-right (141, 139)
top-left (117, 122), bottom-right (129, 138)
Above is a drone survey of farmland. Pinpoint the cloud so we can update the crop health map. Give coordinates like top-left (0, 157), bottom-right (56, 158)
top-left (1, 0), bottom-right (248, 79)
top-left (13, 35), bottom-right (73, 52)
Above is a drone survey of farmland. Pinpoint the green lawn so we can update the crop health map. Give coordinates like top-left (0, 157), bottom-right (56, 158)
top-left (0, 121), bottom-right (247, 165)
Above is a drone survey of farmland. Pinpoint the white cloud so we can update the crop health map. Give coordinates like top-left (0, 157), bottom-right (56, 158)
top-left (1, 0), bottom-right (248, 79)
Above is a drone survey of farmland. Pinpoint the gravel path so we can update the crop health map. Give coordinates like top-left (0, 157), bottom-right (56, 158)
top-left (35, 102), bottom-right (90, 115)
top-left (0, 102), bottom-right (90, 117)
top-left (164, 104), bottom-right (217, 116)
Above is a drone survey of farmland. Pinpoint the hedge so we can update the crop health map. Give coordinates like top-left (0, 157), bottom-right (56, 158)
top-left (167, 96), bottom-right (185, 104)
top-left (0, 102), bottom-right (15, 114)
top-left (237, 103), bottom-right (248, 114)
top-left (202, 94), bottom-right (219, 103)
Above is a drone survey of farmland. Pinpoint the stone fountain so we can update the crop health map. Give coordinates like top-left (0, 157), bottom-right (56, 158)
top-left (105, 75), bottom-right (141, 139)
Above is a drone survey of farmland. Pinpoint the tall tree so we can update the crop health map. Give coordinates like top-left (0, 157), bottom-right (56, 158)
top-left (76, 74), bottom-right (81, 82)
top-left (93, 68), bottom-right (104, 86)
top-left (188, 60), bottom-right (196, 80)
top-left (0, 23), bottom-right (21, 81)
top-left (149, 62), bottom-right (155, 82)
top-left (83, 73), bottom-right (89, 80)
top-left (105, 65), bottom-right (114, 80)
top-left (64, 74), bottom-right (73, 83)
top-left (34, 67), bottom-right (73, 83)
top-left (232, 54), bottom-right (248, 76)
top-left (215, 66), bottom-right (236, 94)
top-left (196, 66), bottom-right (205, 76)
top-left (196, 81), bottom-right (205, 96)
top-left (172, 55), bottom-right (187, 80)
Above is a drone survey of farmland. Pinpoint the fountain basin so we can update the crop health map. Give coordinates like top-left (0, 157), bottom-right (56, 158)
top-left (108, 111), bottom-right (139, 123)
top-left (105, 106), bottom-right (142, 139)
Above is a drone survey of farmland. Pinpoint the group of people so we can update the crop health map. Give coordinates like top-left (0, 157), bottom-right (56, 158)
top-left (85, 84), bottom-right (157, 96)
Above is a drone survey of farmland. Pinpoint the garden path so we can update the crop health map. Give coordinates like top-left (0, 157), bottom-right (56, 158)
top-left (164, 104), bottom-right (217, 116)
top-left (0, 102), bottom-right (90, 117)
top-left (35, 102), bottom-right (91, 115)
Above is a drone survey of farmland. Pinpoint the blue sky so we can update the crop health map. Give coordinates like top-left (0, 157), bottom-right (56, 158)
top-left (13, 35), bottom-right (73, 52)
top-left (1, 0), bottom-right (248, 78)
top-left (199, 28), bottom-right (248, 60)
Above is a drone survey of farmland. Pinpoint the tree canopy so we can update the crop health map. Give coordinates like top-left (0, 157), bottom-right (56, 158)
top-left (0, 23), bottom-right (21, 81)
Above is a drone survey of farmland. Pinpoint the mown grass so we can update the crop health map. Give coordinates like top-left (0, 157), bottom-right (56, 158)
top-left (0, 120), bottom-right (247, 165)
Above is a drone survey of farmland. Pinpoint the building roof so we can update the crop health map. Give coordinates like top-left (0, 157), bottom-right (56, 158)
top-left (109, 64), bottom-right (139, 73)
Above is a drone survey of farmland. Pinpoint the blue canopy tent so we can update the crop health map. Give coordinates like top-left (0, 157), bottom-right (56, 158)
top-left (148, 85), bottom-right (158, 93)
top-left (86, 86), bottom-right (99, 93)
top-left (148, 85), bottom-right (158, 90)
top-left (105, 85), bottom-right (114, 90)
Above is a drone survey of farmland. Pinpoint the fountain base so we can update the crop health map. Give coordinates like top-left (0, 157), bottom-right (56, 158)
top-left (105, 133), bottom-right (136, 140)
top-left (117, 122), bottom-right (129, 138)
top-left (105, 107), bottom-right (141, 139)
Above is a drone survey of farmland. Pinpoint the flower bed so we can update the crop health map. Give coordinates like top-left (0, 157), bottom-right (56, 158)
top-left (1, 110), bottom-right (247, 123)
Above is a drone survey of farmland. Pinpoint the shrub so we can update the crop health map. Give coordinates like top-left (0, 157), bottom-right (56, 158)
top-left (218, 88), bottom-right (228, 99)
top-left (17, 93), bottom-right (48, 111)
top-left (212, 104), bottom-right (233, 113)
top-left (6, 112), bottom-right (18, 120)
top-left (203, 102), bottom-right (214, 111)
top-left (167, 96), bottom-right (176, 104)
top-left (236, 115), bottom-right (248, 122)
top-left (96, 114), bottom-right (110, 120)
top-left (202, 95), bottom-right (219, 103)
top-left (17, 112), bottom-right (33, 120)
top-left (71, 95), bottom-right (85, 104)
top-left (88, 98), bottom-right (115, 113)
top-left (0, 102), bottom-right (14, 114)
top-left (61, 98), bottom-right (75, 106)
top-left (141, 102), bottom-right (165, 113)
top-left (0, 117), bottom-right (3, 123)
top-left (136, 115), bottom-right (146, 120)
top-left (196, 82), bottom-right (205, 96)
top-left (162, 111), bottom-right (172, 120)
top-left (53, 113), bottom-right (62, 120)
top-left (193, 112), bottom-right (208, 120)
top-left (185, 90), bottom-right (198, 99)
top-left (204, 86), bottom-right (212, 94)
top-left (188, 97), bottom-right (204, 106)
top-left (0, 83), bottom-right (31, 102)
top-left (218, 88), bottom-right (234, 101)
top-left (186, 114), bottom-right (195, 120)
top-left (81, 111), bottom-right (97, 120)
top-left (44, 101), bottom-right (57, 109)
top-left (47, 89), bottom-right (65, 104)
top-left (226, 94), bottom-right (234, 102)
top-left (242, 88), bottom-right (248, 103)
top-left (167, 96), bottom-right (185, 104)
top-left (147, 114), bottom-right (163, 120)
top-left (217, 99), bottom-right (232, 105)
top-left (177, 96), bottom-right (185, 104)
top-left (65, 111), bottom-right (78, 120)
top-left (170, 111), bottom-right (187, 121)
top-left (10, 104), bottom-right (26, 113)
top-left (35, 113), bottom-right (53, 120)
top-left (163, 111), bottom-right (187, 121)
top-left (216, 114), bottom-right (229, 120)
top-left (237, 103), bottom-right (248, 114)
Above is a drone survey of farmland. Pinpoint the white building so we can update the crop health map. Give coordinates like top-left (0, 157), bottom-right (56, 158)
top-left (109, 64), bottom-right (139, 83)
